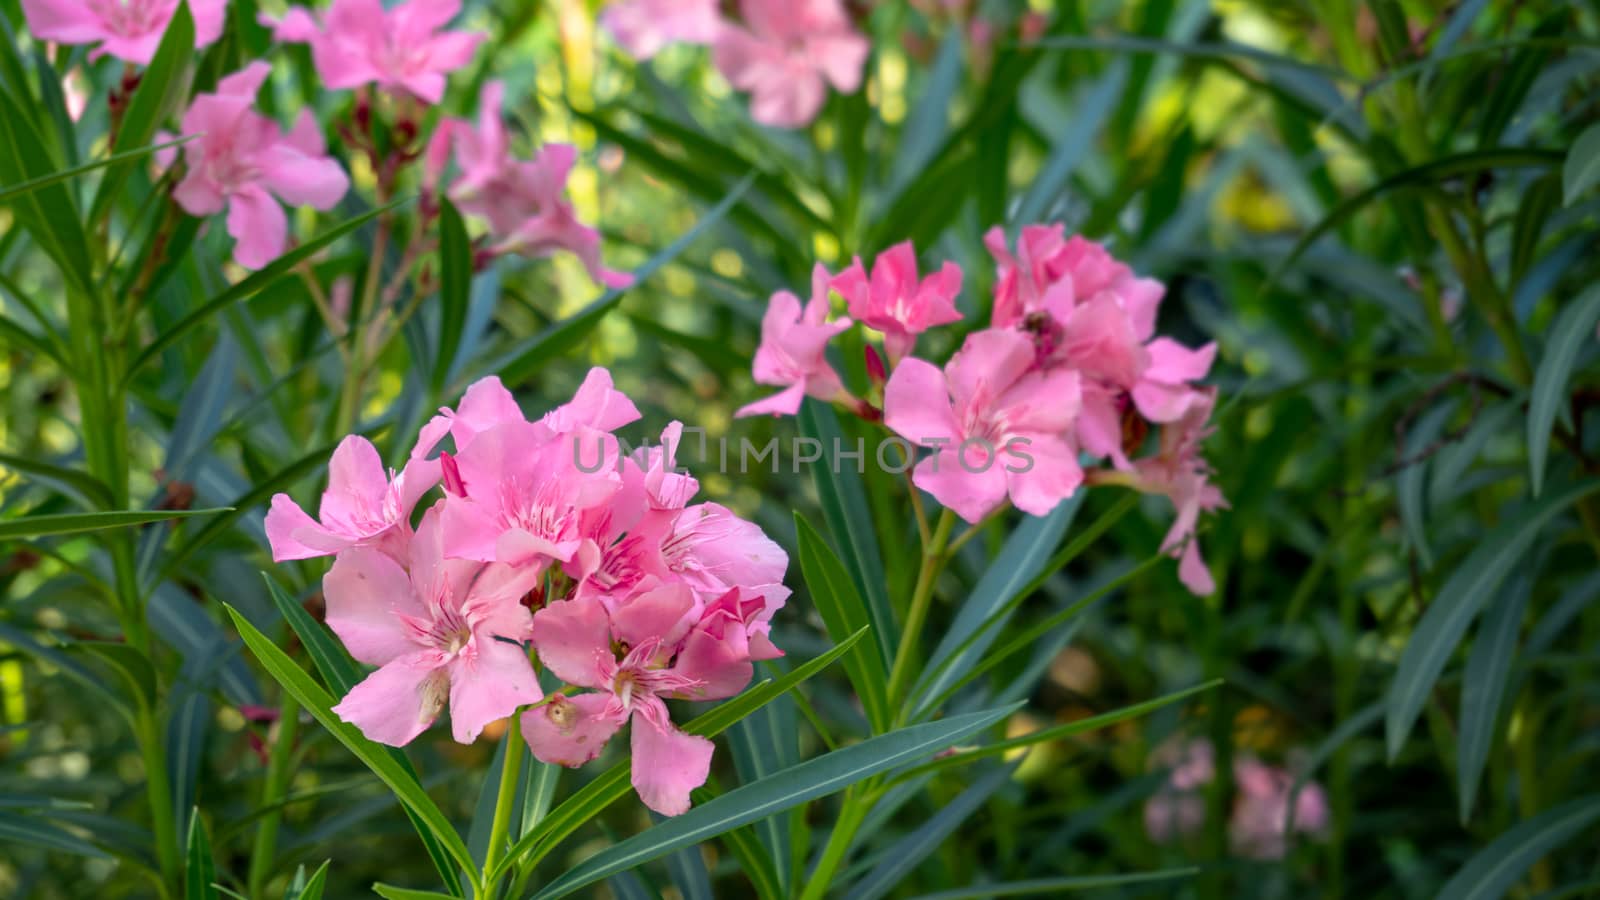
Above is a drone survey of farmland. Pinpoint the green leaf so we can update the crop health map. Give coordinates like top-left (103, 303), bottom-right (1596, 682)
top-left (1434, 796), bottom-right (1600, 900)
top-left (527, 705), bottom-right (1021, 900)
top-left (843, 763), bottom-right (1017, 900)
top-left (797, 400), bottom-right (895, 669)
top-left (224, 605), bottom-right (478, 881)
top-left (1510, 173), bottom-right (1561, 285)
top-left (1266, 148), bottom-right (1563, 290)
top-left (0, 137), bottom-right (192, 206)
top-left (0, 86), bottom-right (94, 295)
top-left (482, 173), bottom-right (755, 389)
top-left (1015, 60), bottom-right (1127, 224)
top-left (285, 861), bottom-right (331, 900)
top-left (0, 507), bottom-right (225, 540)
top-left (910, 680), bottom-right (1221, 776)
top-left (257, 577), bottom-right (465, 897)
top-left (371, 886), bottom-right (456, 900)
top-left (909, 870), bottom-right (1201, 899)
top-left (74, 641), bottom-right (158, 713)
top-left (186, 811), bottom-right (218, 900)
top-left (794, 514), bottom-right (891, 732)
top-left (1457, 572), bottom-right (1533, 822)
top-left (262, 575), bottom-right (362, 694)
top-left (1386, 480), bottom-right (1600, 759)
top-left (888, 29), bottom-right (964, 197)
top-left (1528, 284), bottom-right (1600, 496)
top-left (1564, 122), bottom-right (1600, 204)
top-left (90, 2), bottom-right (193, 224)
top-left (0, 812), bottom-right (110, 860)
top-left (489, 629), bottom-right (865, 883)
top-left (0, 452), bottom-right (114, 509)
top-left (431, 200), bottom-right (471, 395)
top-left (128, 202), bottom-right (403, 381)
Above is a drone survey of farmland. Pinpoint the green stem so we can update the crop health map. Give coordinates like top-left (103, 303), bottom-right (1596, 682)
top-left (482, 728), bottom-right (526, 895)
top-left (886, 509), bottom-right (956, 716)
top-left (247, 691), bottom-right (302, 898)
top-left (798, 785), bottom-right (877, 900)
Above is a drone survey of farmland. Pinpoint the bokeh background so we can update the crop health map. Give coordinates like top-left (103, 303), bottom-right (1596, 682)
top-left (4, 0), bottom-right (1600, 897)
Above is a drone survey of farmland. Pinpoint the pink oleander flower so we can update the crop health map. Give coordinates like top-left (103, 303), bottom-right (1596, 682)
top-left (735, 264), bottom-right (854, 418)
top-left (440, 421), bottom-right (623, 569)
top-left (1129, 388), bottom-right (1226, 595)
top-left (832, 241), bottom-right (963, 365)
top-left (884, 328), bottom-right (1083, 523)
top-left (411, 374), bottom-right (526, 460)
top-left (1230, 755), bottom-right (1330, 860)
top-left (22, 0), bottom-right (226, 65)
top-left (262, 0), bottom-right (482, 104)
top-left (326, 508), bottom-right (542, 746)
top-left (426, 83), bottom-right (632, 287)
top-left (159, 62), bottom-right (349, 270)
top-left (603, 0), bottom-right (721, 60)
top-left (712, 0), bottom-right (870, 128)
top-left (522, 582), bottom-right (776, 815)
top-left (265, 434), bottom-right (439, 562)
top-left (1144, 740), bottom-right (1327, 860)
top-left (986, 225), bottom-right (1164, 332)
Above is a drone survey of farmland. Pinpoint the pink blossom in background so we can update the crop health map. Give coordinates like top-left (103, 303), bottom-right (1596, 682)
top-left (603, 0), bottom-right (721, 59)
top-left (832, 241), bottom-right (963, 364)
top-left (736, 264), bottom-right (855, 418)
top-left (523, 581), bottom-right (778, 815)
top-left (428, 83), bottom-right (633, 287)
top-left (262, 0), bottom-right (482, 103)
top-left (22, 0), bottom-right (225, 64)
top-left (159, 62), bottom-right (349, 270)
top-left (1230, 755), bottom-right (1330, 860)
top-left (1144, 740), bottom-right (1328, 860)
top-left (712, 0), bottom-right (870, 128)
top-left (265, 434), bottom-right (438, 562)
top-left (884, 328), bottom-right (1083, 522)
top-left (326, 509), bottom-right (542, 746)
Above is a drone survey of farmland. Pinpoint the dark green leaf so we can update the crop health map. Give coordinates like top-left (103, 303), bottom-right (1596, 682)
top-left (1529, 284), bottom-right (1600, 496)
top-left (1434, 796), bottom-right (1600, 900)
top-left (794, 514), bottom-right (891, 732)
top-left (0, 507), bottom-right (225, 540)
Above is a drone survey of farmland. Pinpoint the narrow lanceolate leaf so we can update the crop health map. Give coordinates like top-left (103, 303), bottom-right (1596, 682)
top-left (1456, 572), bottom-right (1533, 823)
top-left (527, 706), bottom-right (1020, 900)
top-left (795, 515), bottom-right (891, 732)
top-left (1015, 59), bottom-right (1127, 224)
top-left (844, 763), bottom-right (1018, 900)
top-left (1266, 148), bottom-right (1564, 289)
top-left (286, 861), bottom-right (331, 900)
top-left (0, 508), bottom-right (226, 540)
top-left (1386, 480), bottom-right (1600, 759)
top-left (0, 137), bottom-right (193, 206)
top-left (488, 630), bottom-right (865, 883)
top-left (431, 200), bottom-right (472, 395)
top-left (1528, 284), bottom-right (1600, 496)
top-left (797, 401), bottom-right (896, 669)
top-left (0, 452), bottom-right (114, 509)
top-left (129, 202), bottom-right (403, 379)
top-left (186, 812), bottom-right (218, 900)
top-left (0, 813), bottom-right (110, 859)
top-left (484, 172), bottom-right (755, 389)
top-left (89, 2), bottom-right (193, 224)
top-left (1564, 122), bottom-right (1600, 205)
top-left (371, 886), bottom-right (456, 900)
top-left (1434, 796), bottom-right (1600, 900)
top-left (223, 605), bottom-right (477, 879)
top-left (911, 870), bottom-right (1201, 900)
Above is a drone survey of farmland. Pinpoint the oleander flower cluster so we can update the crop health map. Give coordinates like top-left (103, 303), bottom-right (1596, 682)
top-left (265, 372), bottom-right (789, 816)
top-left (25, 0), bottom-right (626, 280)
top-left (1144, 739), bottom-right (1330, 860)
top-left (736, 226), bottom-right (1227, 594)
top-left (601, 0), bottom-right (870, 129)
